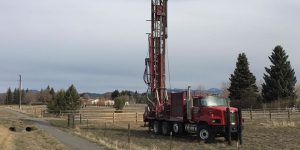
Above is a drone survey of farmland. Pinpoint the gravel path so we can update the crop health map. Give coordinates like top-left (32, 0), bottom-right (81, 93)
top-left (5, 108), bottom-right (105, 150)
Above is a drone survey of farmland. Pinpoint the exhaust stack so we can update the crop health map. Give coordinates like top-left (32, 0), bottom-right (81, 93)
top-left (187, 86), bottom-right (193, 120)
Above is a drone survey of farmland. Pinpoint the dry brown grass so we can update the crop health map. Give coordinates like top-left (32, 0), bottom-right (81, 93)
top-left (8, 105), bottom-right (300, 150)
top-left (0, 107), bottom-right (69, 150)
top-left (0, 125), bottom-right (14, 150)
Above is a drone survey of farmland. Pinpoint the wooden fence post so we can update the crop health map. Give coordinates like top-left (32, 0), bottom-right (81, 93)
top-left (104, 122), bottom-right (107, 137)
top-left (87, 119), bottom-right (89, 128)
top-left (288, 110), bottom-right (290, 121)
top-left (136, 112), bottom-right (138, 124)
top-left (269, 110), bottom-right (272, 121)
top-left (128, 124), bottom-right (131, 144)
top-left (113, 112), bottom-right (115, 123)
top-left (41, 109), bottom-right (44, 118)
top-left (80, 114), bottom-right (82, 124)
top-left (250, 108), bottom-right (253, 120)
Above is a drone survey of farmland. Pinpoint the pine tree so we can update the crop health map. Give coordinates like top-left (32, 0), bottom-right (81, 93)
top-left (65, 85), bottom-right (80, 111)
top-left (47, 89), bottom-right (66, 113)
top-left (13, 88), bottom-right (18, 104)
top-left (111, 90), bottom-right (120, 100)
top-left (228, 53), bottom-right (258, 108)
top-left (46, 85), bottom-right (51, 91)
top-left (5, 88), bottom-right (13, 104)
top-left (50, 88), bottom-right (55, 100)
top-left (262, 45), bottom-right (297, 102)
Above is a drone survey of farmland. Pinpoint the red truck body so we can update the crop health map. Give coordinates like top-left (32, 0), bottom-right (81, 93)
top-left (144, 91), bottom-right (243, 143)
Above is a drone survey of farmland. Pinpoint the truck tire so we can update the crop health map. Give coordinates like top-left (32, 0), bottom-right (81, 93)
top-left (198, 125), bottom-right (215, 143)
top-left (153, 121), bottom-right (161, 134)
top-left (162, 122), bottom-right (170, 136)
top-left (172, 122), bottom-right (184, 135)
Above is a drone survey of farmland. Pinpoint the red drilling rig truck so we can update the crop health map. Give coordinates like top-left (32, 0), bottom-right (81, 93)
top-left (143, 0), bottom-right (243, 144)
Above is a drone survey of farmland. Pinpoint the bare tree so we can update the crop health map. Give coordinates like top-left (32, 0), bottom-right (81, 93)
top-left (23, 92), bottom-right (38, 105)
top-left (196, 84), bottom-right (206, 96)
top-left (256, 79), bottom-right (264, 94)
top-left (38, 90), bottom-right (52, 104)
top-left (220, 81), bottom-right (230, 98)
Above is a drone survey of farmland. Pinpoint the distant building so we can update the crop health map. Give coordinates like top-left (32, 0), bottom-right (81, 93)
top-left (104, 100), bottom-right (114, 106)
top-left (90, 99), bottom-right (99, 105)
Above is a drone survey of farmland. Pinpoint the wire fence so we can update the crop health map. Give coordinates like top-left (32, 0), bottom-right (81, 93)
top-left (7, 105), bottom-right (300, 124)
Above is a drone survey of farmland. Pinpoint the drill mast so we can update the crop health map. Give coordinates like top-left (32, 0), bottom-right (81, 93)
top-left (144, 0), bottom-right (168, 113)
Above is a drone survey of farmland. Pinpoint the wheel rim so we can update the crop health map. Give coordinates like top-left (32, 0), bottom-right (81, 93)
top-left (173, 124), bottom-right (179, 133)
top-left (199, 129), bottom-right (209, 140)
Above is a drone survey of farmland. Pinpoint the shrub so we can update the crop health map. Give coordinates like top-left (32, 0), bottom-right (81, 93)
top-left (114, 96), bottom-right (126, 110)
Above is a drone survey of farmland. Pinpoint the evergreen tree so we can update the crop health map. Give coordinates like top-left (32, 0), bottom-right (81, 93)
top-left (228, 53), bottom-right (258, 108)
top-left (111, 90), bottom-right (120, 100)
top-left (47, 89), bottom-right (66, 113)
top-left (46, 85), bottom-right (51, 91)
top-left (65, 85), bottom-right (80, 111)
top-left (13, 88), bottom-right (18, 104)
top-left (5, 88), bottom-right (13, 104)
top-left (50, 88), bottom-right (55, 100)
top-left (262, 45), bottom-right (297, 102)
top-left (21, 89), bottom-right (25, 103)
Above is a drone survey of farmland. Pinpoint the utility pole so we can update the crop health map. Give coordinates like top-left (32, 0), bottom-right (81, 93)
top-left (19, 74), bottom-right (22, 110)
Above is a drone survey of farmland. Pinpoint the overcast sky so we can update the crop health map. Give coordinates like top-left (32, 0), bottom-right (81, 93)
top-left (0, 0), bottom-right (299, 93)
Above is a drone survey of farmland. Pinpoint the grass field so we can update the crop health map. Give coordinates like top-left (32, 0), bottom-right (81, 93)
top-left (48, 118), bottom-right (300, 150)
top-left (45, 105), bottom-right (300, 150)
top-left (0, 107), bottom-right (69, 150)
top-left (6, 105), bottom-right (300, 150)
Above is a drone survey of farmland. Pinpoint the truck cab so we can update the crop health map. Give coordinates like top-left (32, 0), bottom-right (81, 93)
top-left (191, 96), bottom-right (242, 142)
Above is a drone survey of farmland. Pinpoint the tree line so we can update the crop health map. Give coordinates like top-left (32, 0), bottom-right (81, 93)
top-left (228, 45), bottom-right (297, 108)
top-left (3, 85), bottom-right (56, 105)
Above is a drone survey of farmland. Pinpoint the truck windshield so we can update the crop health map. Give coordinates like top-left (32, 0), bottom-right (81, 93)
top-left (200, 96), bottom-right (228, 107)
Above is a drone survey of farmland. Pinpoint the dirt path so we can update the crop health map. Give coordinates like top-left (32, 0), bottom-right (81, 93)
top-left (5, 108), bottom-right (105, 150)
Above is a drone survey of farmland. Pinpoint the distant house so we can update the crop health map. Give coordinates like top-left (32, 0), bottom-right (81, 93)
top-left (90, 99), bottom-right (99, 105)
top-left (104, 100), bottom-right (114, 106)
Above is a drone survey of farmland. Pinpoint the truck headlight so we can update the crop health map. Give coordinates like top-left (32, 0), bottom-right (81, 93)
top-left (212, 119), bottom-right (221, 123)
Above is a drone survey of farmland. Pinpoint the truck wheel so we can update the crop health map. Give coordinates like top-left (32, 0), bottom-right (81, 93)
top-left (198, 125), bottom-right (215, 143)
top-left (172, 122), bottom-right (183, 135)
top-left (162, 122), bottom-right (170, 136)
top-left (153, 121), bottom-right (161, 134)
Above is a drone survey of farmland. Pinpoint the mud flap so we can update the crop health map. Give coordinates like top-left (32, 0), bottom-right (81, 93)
top-left (226, 107), bottom-right (231, 145)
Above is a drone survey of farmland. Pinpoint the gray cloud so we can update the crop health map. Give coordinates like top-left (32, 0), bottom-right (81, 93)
top-left (0, 0), bottom-right (299, 92)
